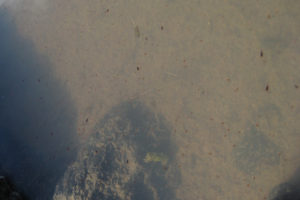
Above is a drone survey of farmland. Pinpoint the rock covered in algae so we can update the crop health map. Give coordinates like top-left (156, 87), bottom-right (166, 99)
top-left (53, 101), bottom-right (181, 200)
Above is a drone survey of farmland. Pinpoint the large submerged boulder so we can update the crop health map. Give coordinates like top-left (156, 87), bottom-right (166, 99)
top-left (53, 101), bottom-right (181, 200)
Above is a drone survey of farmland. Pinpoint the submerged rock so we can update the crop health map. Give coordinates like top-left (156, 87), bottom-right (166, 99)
top-left (53, 101), bottom-right (181, 200)
top-left (0, 176), bottom-right (23, 200)
top-left (269, 168), bottom-right (300, 200)
top-left (232, 125), bottom-right (280, 174)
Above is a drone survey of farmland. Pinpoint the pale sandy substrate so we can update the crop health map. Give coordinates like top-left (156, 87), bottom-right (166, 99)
top-left (7, 0), bottom-right (300, 199)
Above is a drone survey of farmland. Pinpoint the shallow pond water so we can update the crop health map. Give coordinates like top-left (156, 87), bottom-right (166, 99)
top-left (0, 0), bottom-right (300, 199)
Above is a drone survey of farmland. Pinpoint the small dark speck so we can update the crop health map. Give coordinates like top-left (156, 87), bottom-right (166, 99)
top-left (37, 79), bottom-right (41, 82)
top-left (265, 84), bottom-right (269, 91)
top-left (161, 26), bottom-right (164, 30)
top-left (126, 160), bottom-right (129, 163)
top-left (85, 118), bottom-right (89, 123)
top-left (106, 9), bottom-right (109, 13)
top-left (295, 84), bottom-right (299, 89)
top-left (260, 50), bottom-right (264, 57)
top-left (137, 66), bottom-right (140, 71)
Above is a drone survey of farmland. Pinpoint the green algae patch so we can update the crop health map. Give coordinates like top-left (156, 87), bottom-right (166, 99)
top-left (144, 152), bottom-right (168, 166)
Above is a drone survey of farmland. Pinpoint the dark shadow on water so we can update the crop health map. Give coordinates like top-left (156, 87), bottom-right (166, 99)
top-left (0, 8), bottom-right (78, 199)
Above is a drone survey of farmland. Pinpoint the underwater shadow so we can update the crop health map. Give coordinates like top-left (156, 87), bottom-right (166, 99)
top-left (0, 8), bottom-right (78, 199)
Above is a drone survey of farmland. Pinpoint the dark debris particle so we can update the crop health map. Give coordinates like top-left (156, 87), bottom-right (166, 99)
top-left (295, 84), bottom-right (299, 89)
top-left (86, 118), bottom-right (89, 123)
top-left (265, 85), bottom-right (269, 91)
top-left (106, 9), bottom-right (109, 13)
top-left (161, 26), bottom-right (164, 30)
top-left (260, 50), bottom-right (264, 57)
top-left (137, 66), bottom-right (140, 71)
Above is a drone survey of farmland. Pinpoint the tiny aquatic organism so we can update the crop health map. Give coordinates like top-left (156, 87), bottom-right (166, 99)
top-left (134, 26), bottom-right (140, 38)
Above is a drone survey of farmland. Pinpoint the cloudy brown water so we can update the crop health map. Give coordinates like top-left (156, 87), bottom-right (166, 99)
top-left (0, 0), bottom-right (300, 199)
